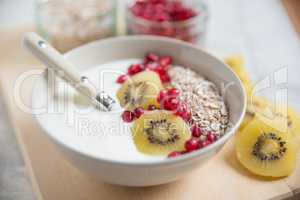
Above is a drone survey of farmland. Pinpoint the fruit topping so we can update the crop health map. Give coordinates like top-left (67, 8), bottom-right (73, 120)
top-left (207, 132), bottom-right (216, 143)
top-left (116, 74), bottom-right (129, 84)
top-left (159, 56), bottom-right (172, 67)
top-left (133, 107), bottom-right (145, 119)
top-left (185, 138), bottom-right (200, 152)
top-left (128, 64), bottom-right (144, 75)
top-left (167, 151), bottom-right (182, 158)
top-left (145, 53), bottom-right (160, 63)
top-left (148, 105), bottom-right (157, 110)
top-left (132, 110), bottom-right (191, 155)
top-left (191, 125), bottom-right (202, 138)
top-left (117, 71), bottom-right (163, 111)
top-left (122, 111), bottom-right (135, 123)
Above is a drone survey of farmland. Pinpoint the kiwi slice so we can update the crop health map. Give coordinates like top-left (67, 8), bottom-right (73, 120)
top-left (225, 55), bottom-right (253, 96)
top-left (236, 116), bottom-right (298, 177)
top-left (117, 71), bottom-right (163, 111)
top-left (132, 110), bottom-right (191, 155)
top-left (287, 108), bottom-right (300, 146)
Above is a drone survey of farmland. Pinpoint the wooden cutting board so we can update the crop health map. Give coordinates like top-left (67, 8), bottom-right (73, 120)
top-left (0, 26), bottom-right (300, 200)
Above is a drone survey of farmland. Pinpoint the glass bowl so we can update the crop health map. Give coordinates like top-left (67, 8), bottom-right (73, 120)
top-left (126, 0), bottom-right (208, 44)
top-left (35, 0), bottom-right (117, 52)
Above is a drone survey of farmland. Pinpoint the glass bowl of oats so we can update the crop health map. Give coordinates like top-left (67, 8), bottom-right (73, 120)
top-left (35, 0), bottom-right (116, 52)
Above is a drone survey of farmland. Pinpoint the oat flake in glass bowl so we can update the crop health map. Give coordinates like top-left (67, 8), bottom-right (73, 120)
top-left (36, 0), bottom-right (116, 52)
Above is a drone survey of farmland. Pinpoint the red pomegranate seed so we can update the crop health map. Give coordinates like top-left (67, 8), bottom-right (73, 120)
top-left (148, 105), bottom-right (157, 110)
top-left (145, 53), bottom-right (159, 63)
top-left (154, 66), bottom-right (166, 75)
top-left (159, 72), bottom-right (171, 83)
top-left (145, 62), bottom-right (160, 70)
top-left (207, 132), bottom-right (216, 142)
top-left (133, 107), bottom-right (144, 118)
top-left (185, 138), bottom-right (200, 152)
top-left (160, 56), bottom-right (172, 67)
top-left (122, 111), bottom-right (135, 123)
top-left (167, 88), bottom-right (180, 97)
top-left (157, 90), bottom-right (168, 103)
top-left (163, 97), bottom-right (179, 111)
top-left (167, 151), bottom-right (181, 158)
top-left (128, 64), bottom-right (143, 75)
top-left (175, 103), bottom-right (192, 122)
top-left (201, 140), bottom-right (212, 148)
top-left (116, 74), bottom-right (129, 84)
top-left (191, 125), bottom-right (202, 138)
top-left (180, 111), bottom-right (192, 122)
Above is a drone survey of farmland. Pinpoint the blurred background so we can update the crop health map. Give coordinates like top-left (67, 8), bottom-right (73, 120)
top-left (0, 0), bottom-right (300, 199)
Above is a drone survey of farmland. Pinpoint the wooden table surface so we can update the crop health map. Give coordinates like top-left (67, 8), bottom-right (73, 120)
top-left (0, 0), bottom-right (300, 200)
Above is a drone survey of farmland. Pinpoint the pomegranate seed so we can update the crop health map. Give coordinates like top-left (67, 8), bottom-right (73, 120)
top-left (167, 151), bottom-right (181, 158)
top-left (145, 53), bottom-right (159, 63)
top-left (133, 107), bottom-right (144, 118)
top-left (191, 125), bottom-right (202, 138)
top-left (128, 64), bottom-right (143, 75)
top-left (159, 72), bottom-right (171, 83)
top-left (116, 74), bottom-right (129, 84)
top-left (145, 62), bottom-right (160, 70)
top-left (185, 138), bottom-right (200, 152)
top-left (163, 97), bottom-right (179, 111)
top-left (154, 66), bottom-right (166, 75)
top-left (167, 88), bottom-right (180, 97)
top-left (207, 133), bottom-right (216, 142)
top-left (201, 140), bottom-right (212, 148)
top-left (157, 90), bottom-right (168, 103)
top-left (122, 111), bottom-right (135, 123)
top-left (180, 111), bottom-right (192, 122)
top-left (160, 56), bottom-right (172, 67)
top-left (148, 105), bottom-right (157, 110)
top-left (175, 103), bottom-right (192, 121)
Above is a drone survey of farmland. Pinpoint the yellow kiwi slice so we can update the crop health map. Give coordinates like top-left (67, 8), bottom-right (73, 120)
top-left (132, 110), bottom-right (191, 155)
top-left (225, 55), bottom-right (253, 96)
top-left (236, 117), bottom-right (298, 177)
top-left (117, 71), bottom-right (163, 111)
top-left (287, 108), bottom-right (300, 146)
top-left (253, 102), bottom-right (300, 147)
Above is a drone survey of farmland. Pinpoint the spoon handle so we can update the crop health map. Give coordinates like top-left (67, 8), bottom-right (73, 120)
top-left (23, 32), bottom-right (114, 111)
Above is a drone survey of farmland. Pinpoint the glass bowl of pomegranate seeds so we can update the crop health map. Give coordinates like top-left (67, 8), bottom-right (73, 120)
top-left (126, 0), bottom-right (208, 43)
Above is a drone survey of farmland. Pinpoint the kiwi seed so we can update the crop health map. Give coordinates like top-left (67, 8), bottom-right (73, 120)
top-left (252, 132), bottom-right (287, 161)
top-left (145, 119), bottom-right (180, 145)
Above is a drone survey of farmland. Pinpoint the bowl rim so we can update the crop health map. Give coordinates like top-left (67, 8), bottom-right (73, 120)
top-left (33, 35), bottom-right (247, 167)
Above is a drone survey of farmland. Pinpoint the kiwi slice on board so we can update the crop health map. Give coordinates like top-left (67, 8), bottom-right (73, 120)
top-left (236, 116), bottom-right (298, 177)
top-left (132, 110), bottom-right (191, 155)
top-left (225, 55), bottom-right (253, 96)
top-left (117, 71), bottom-right (163, 111)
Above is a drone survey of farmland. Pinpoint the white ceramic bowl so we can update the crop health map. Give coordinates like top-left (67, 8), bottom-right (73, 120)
top-left (32, 36), bottom-right (246, 186)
